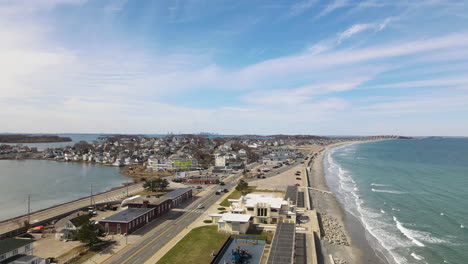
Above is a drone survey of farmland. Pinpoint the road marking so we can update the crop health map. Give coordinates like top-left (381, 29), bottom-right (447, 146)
top-left (117, 192), bottom-right (217, 264)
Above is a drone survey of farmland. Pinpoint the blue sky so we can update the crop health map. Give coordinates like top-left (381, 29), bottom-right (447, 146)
top-left (1, 0), bottom-right (468, 136)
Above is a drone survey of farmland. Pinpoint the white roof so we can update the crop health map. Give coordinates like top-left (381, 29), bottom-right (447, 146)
top-left (242, 193), bottom-right (288, 209)
top-left (219, 213), bottom-right (251, 223)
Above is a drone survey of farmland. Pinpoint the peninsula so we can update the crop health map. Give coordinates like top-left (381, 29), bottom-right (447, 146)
top-left (0, 134), bottom-right (72, 143)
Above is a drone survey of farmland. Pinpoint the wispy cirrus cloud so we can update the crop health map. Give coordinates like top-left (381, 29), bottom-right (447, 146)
top-left (316, 0), bottom-right (349, 18)
top-left (287, 0), bottom-right (317, 17)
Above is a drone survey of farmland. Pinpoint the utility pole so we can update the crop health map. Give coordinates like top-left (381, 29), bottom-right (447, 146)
top-left (126, 178), bottom-right (129, 197)
top-left (90, 183), bottom-right (94, 208)
top-left (27, 194), bottom-right (31, 225)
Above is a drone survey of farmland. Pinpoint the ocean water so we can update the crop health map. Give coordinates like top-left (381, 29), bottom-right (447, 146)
top-left (0, 160), bottom-right (125, 221)
top-left (324, 139), bottom-right (468, 264)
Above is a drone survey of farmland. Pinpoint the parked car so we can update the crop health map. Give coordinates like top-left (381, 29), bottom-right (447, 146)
top-left (196, 186), bottom-right (202, 189)
top-left (197, 204), bottom-right (204, 209)
top-left (295, 183), bottom-right (300, 186)
top-left (219, 182), bottom-right (225, 186)
top-left (296, 177), bottom-right (301, 180)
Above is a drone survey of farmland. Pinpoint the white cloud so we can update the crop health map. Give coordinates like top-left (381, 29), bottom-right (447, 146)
top-left (288, 0), bottom-right (317, 17)
top-left (338, 23), bottom-right (374, 42)
top-left (316, 0), bottom-right (349, 18)
top-left (337, 17), bottom-right (397, 42)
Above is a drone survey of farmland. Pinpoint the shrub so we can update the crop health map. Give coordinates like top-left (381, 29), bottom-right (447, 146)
top-left (203, 220), bottom-right (212, 224)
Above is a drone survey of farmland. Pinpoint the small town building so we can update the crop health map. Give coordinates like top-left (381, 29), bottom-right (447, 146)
top-left (162, 188), bottom-right (192, 207)
top-left (100, 197), bottom-right (173, 234)
top-left (54, 213), bottom-right (89, 241)
top-left (182, 177), bottom-right (220, 185)
top-left (0, 238), bottom-right (42, 264)
top-left (211, 192), bottom-right (296, 234)
top-left (99, 208), bottom-right (155, 235)
top-left (209, 213), bottom-right (251, 235)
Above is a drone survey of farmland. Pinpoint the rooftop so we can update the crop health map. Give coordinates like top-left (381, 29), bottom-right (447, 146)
top-left (218, 213), bottom-right (251, 223)
top-left (99, 208), bottom-right (152, 223)
top-left (267, 223), bottom-right (296, 264)
top-left (162, 188), bottom-right (191, 199)
top-left (284, 185), bottom-right (298, 203)
top-left (0, 238), bottom-right (34, 255)
top-left (237, 193), bottom-right (288, 209)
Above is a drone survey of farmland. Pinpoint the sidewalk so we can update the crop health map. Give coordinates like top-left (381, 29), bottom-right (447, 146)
top-left (144, 187), bottom-right (234, 263)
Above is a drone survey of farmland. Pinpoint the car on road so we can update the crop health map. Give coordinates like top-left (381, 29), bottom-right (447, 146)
top-left (294, 183), bottom-right (300, 186)
top-left (196, 204), bottom-right (204, 209)
top-left (219, 182), bottom-right (225, 186)
top-left (196, 186), bottom-right (203, 189)
top-left (296, 177), bottom-right (301, 180)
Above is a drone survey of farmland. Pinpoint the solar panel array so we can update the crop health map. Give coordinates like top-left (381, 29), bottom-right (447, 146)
top-left (297, 191), bottom-right (305, 208)
top-left (267, 223), bottom-right (296, 264)
top-left (285, 185), bottom-right (298, 204)
top-left (294, 233), bottom-right (307, 264)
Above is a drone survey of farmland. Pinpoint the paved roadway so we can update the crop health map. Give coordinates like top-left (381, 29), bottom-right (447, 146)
top-left (102, 173), bottom-right (243, 264)
top-left (103, 160), bottom-right (306, 264)
top-left (0, 184), bottom-right (143, 237)
top-left (245, 159), bottom-right (303, 183)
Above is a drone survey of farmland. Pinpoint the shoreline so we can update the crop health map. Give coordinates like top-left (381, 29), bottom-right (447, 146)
top-left (309, 141), bottom-right (387, 264)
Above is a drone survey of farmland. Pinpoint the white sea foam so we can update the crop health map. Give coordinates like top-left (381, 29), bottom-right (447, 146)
top-left (325, 146), bottom-right (408, 264)
top-left (411, 253), bottom-right (424, 260)
top-left (394, 216), bottom-right (425, 247)
top-left (372, 188), bottom-right (405, 194)
top-left (440, 212), bottom-right (444, 216)
top-left (461, 224), bottom-right (464, 229)
top-left (371, 183), bottom-right (390, 187)
top-left (381, 209), bottom-right (386, 214)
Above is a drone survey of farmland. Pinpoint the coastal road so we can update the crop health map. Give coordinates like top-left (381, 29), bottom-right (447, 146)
top-left (102, 175), bottom-right (242, 264)
top-left (0, 183), bottom-right (143, 238)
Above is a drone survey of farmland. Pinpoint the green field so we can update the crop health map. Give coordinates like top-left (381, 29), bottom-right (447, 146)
top-left (157, 225), bottom-right (229, 264)
top-left (219, 186), bottom-right (256, 207)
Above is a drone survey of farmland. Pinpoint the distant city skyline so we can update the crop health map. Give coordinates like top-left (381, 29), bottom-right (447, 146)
top-left (1, 0), bottom-right (468, 136)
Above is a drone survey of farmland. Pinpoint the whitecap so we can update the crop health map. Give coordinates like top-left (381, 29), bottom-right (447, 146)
top-left (380, 209), bottom-right (386, 214)
top-left (461, 225), bottom-right (464, 229)
top-left (440, 212), bottom-right (444, 216)
top-left (371, 183), bottom-right (389, 187)
top-left (372, 188), bottom-right (405, 194)
top-left (394, 216), bottom-right (425, 247)
top-left (411, 252), bottom-right (424, 260)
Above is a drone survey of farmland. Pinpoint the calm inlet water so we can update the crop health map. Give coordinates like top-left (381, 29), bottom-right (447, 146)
top-left (325, 139), bottom-right (468, 264)
top-left (0, 160), bottom-right (125, 221)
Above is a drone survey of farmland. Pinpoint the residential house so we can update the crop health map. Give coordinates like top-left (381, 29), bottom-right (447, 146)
top-left (0, 238), bottom-right (42, 264)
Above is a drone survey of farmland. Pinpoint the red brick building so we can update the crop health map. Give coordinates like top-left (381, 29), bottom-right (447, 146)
top-left (99, 197), bottom-right (172, 234)
top-left (182, 177), bottom-right (220, 185)
top-left (161, 188), bottom-right (193, 207)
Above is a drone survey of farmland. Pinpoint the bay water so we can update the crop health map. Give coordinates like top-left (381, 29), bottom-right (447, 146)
top-left (0, 160), bottom-right (125, 221)
top-left (325, 139), bottom-right (468, 264)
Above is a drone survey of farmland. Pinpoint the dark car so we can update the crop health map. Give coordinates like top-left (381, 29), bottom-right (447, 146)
top-left (219, 182), bottom-right (225, 186)
top-left (296, 177), bottom-right (301, 180)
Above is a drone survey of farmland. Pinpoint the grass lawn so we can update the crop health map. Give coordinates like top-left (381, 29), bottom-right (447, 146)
top-left (220, 186), bottom-right (256, 207)
top-left (157, 225), bottom-right (229, 264)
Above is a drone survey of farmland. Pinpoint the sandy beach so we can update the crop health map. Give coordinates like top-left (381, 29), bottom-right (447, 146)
top-left (309, 142), bottom-right (387, 264)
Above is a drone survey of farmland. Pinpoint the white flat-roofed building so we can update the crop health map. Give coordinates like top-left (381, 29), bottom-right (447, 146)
top-left (209, 213), bottom-right (251, 234)
top-left (211, 193), bottom-right (296, 234)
